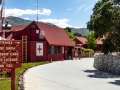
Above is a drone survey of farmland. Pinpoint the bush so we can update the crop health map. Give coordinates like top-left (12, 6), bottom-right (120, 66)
top-left (81, 47), bottom-right (94, 54)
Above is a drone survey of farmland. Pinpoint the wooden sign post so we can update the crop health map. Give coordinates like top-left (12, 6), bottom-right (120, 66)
top-left (0, 40), bottom-right (22, 90)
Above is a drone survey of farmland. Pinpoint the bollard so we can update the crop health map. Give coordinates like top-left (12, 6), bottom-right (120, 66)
top-left (62, 58), bottom-right (63, 61)
top-left (50, 58), bottom-right (52, 63)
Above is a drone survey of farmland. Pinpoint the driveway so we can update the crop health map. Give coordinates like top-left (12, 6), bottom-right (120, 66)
top-left (24, 58), bottom-right (120, 90)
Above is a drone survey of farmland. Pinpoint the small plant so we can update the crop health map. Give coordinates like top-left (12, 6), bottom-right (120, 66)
top-left (81, 47), bottom-right (94, 54)
top-left (0, 68), bottom-right (11, 77)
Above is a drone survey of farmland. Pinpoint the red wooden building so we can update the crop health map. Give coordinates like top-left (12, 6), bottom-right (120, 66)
top-left (74, 36), bottom-right (103, 51)
top-left (0, 21), bottom-right (74, 62)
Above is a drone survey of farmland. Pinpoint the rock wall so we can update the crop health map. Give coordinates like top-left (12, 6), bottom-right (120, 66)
top-left (94, 55), bottom-right (120, 75)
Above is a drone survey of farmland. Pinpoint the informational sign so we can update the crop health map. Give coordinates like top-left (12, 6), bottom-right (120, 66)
top-left (0, 40), bottom-right (22, 90)
top-left (36, 43), bottom-right (43, 56)
top-left (0, 40), bottom-right (22, 45)
top-left (0, 63), bottom-right (21, 68)
top-left (0, 40), bottom-right (22, 64)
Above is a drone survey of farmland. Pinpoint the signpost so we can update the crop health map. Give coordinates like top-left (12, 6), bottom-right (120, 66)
top-left (0, 40), bottom-right (22, 90)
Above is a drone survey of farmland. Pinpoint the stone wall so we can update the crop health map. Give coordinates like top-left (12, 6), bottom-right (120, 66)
top-left (94, 55), bottom-right (120, 75)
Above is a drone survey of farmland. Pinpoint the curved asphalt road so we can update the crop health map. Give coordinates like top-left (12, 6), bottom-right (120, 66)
top-left (24, 58), bottom-right (120, 90)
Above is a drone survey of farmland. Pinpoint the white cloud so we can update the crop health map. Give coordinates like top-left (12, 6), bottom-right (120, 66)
top-left (24, 18), bottom-right (29, 20)
top-left (5, 8), bottom-right (51, 17)
top-left (38, 18), bottom-right (81, 28)
top-left (78, 5), bottom-right (86, 10)
top-left (84, 5), bottom-right (93, 11)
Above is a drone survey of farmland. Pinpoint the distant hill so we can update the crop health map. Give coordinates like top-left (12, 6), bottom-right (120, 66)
top-left (4, 16), bottom-right (89, 36)
top-left (71, 28), bottom-right (90, 36)
top-left (6, 16), bottom-right (32, 26)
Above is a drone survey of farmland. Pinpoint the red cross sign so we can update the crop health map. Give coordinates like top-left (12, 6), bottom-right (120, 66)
top-left (36, 43), bottom-right (43, 56)
top-left (38, 45), bottom-right (42, 53)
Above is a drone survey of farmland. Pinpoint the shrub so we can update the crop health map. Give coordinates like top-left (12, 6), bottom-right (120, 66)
top-left (81, 47), bottom-right (94, 54)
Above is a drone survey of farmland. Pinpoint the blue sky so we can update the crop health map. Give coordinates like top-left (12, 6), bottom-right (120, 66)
top-left (2, 0), bottom-right (99, 28)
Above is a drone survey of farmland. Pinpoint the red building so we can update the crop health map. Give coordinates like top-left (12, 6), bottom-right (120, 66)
top-left (0, 21), bottom-right (74, 62)
top-left (74, 36), bottom-right (102, 51)
top-left (75, 36), bottom-right (87, 48)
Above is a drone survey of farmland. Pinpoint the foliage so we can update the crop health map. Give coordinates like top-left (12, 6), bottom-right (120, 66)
top-left (81, 47), bottom-right (94, 54)
top-left (65, 30), bottom-right (75, 44)
top-left (87, 0), bottom-right (120, 54)
top-left (64, 27), bottom-right (71, 32)
top-left (86, 31), bottom-right (97, 49)
top-left (0, 62), bottom-right (47, 90)
top-left (74, 32), bottom-right (82, 37)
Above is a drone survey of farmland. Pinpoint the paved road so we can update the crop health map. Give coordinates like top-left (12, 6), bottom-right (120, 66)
top-left (24, 58), bottom-right (120, 90)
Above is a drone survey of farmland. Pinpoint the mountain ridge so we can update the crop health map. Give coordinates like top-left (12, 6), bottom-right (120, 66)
top-left (5, 16), bottom-right (89, 36)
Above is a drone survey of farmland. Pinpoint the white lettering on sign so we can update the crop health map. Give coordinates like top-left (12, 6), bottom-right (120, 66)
top-left (10, 53), bottom-right (19, 56)
top-left (0, 41), bottom-right (13, 44)
top-left (0, 47), bottom-right (4, 50)
top-left (0, 65), bottom-right (4, 67)
top-left (0, 53), bottom-right (9, 56)
top-left (6, 47), bottom-right (15, 50)
top-left (6, 64), bottom-right (13, 68)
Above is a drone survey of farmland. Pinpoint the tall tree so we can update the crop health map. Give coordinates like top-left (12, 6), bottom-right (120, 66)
top-left (86, 31), bottom-right (97, 50)
top-left (87, 0), bottom-right (120, 54)
top-left (64, 27), bottom-right (71, 32)
top-left (65, 30), bottom-right (75, 44)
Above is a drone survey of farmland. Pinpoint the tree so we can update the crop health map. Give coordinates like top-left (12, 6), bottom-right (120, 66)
top-left (86, 31), bottom-right (97, 50)
top-left (87, 0), bottom-right (120, 54)
top-left (65, 30), bottom-right (75, 44)
top-left (64, 27), bottom-right (71, 32)
top-left (74, 32), bottom-right (82, 37)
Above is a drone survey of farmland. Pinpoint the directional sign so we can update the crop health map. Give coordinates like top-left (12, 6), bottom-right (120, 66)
top-left (0, 63), bottom-right (21, 68)
top-left (0, 46), bottom-right (22, 51)
top-left (0, 40), bottom-right (22, 46)
top-left (0, 58), bottom-right (21, 63)
top-left (0, 52), bottom-right (22, 56)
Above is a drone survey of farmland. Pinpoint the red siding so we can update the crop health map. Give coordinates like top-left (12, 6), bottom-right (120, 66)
top-left (48, 46), bottom-right (64, 61)
top-left (27, 41), bottom-right (48, 62)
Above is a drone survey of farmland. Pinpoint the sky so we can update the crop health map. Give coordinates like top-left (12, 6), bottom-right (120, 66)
top-left (2, 0), bottom-right (99, 28)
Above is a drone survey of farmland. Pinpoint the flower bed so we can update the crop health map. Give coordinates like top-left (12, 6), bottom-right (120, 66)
top-left (94, 55), bottom-right (120, 75)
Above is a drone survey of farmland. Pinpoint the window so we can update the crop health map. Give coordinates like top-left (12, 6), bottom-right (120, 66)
top-left (55, 46), bottom-right (60, 54)
top-left (48, 46), bottom-right (54, 54)
top-left (48, 46), bottom-right (60, 54)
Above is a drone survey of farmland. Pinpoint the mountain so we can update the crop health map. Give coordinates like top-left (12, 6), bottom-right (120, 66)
top-left (71, 28), bottom-right (90, 36)
top-left (6, 16), bottom-right (32, 26)
top-left (5, 16), bottom-right (89, 36)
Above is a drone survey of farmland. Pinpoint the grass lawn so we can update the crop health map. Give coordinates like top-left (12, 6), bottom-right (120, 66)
top-left (0, 61), bottom-right (47, 90)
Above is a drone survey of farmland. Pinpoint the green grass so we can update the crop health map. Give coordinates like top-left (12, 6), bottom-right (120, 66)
top-left (0, 61), bottom-right (47, 90)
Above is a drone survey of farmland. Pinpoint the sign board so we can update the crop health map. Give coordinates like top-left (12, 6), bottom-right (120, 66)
top-left (0, 58), bottom-right (21, 63)
top-left (36, 43), bottom-right (43, 56)
top-left (0, 40), bottom-right (22, 90)
top-left (0, 63), bottom-right (21, 68)
top-left (0, 46), bottom-right (22, 51)
top-left (0, 40), bottom-right (22, 45)
top-left (0, 40), bottom-right (22, 64)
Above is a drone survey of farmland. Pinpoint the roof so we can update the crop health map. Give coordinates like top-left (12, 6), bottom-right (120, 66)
top-left (75, 36), bottom-right (87, 44)
top-left (75, 36), bottom-right (103, 45)
top-left (35, 21), bottom-right (74, 46)
top-left (0, 21), bottom-right (74, 46)
top-left (0, 25), bottom-right (27, 32)
top-left (0, 25), bottom-right (27, 40)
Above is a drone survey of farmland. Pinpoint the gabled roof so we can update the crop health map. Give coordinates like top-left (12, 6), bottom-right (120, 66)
top-left (0, 25), bottom-right (27, 32)
top-left (1, 21), bottom-right (74, 46)
top-left (35, 21), bottom-right (74, 46)
top-left (75, 36), bottom-right (87, 44)
top-left (75, 36), bottom-right (103, 45)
